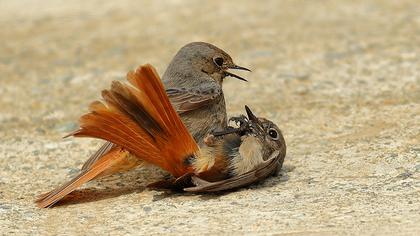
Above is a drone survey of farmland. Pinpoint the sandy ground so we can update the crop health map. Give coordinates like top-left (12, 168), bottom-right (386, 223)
top-left (0, 0), bottom-right (419, 235)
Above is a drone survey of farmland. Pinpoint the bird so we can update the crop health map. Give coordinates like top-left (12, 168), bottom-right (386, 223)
top-left (35, 64), bottom-right (286, 208)
top-left (162, 42), bottom-right (250, 144)
top-left (79, 42), bottom-right (250, 174)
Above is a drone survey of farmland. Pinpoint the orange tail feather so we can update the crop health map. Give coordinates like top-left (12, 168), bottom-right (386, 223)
top-left (72, 64), bottom-right (199, 177)
top-left (35, 147), bottom-right (129, 208)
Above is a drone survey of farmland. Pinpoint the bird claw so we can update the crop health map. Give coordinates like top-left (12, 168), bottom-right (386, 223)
top-left (228, 115), bottom-right (248, 128)
top-left (211, 115), bottom-right (251, 138)
top-left (229, 115), bottom-right (251, 134)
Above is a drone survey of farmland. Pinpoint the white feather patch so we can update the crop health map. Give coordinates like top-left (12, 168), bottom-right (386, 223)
top-left (231, 136), bottom-right (264, 175)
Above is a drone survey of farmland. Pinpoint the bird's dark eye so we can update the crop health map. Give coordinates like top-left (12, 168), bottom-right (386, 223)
top-left (268, 128), bottom-right (279, 140)
top-left (213, 57), bottom-right (224, 67)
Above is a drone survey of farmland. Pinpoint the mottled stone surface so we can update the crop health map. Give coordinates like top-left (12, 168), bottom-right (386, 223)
top-left (0, 0), bottom-right (419, 235)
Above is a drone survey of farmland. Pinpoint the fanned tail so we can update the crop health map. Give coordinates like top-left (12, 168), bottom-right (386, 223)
top-left (73, 64), bottom-right (198, 176)
top-left (36, 64), bottom-right (199, 208)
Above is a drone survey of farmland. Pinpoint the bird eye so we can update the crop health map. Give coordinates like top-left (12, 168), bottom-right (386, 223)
top-left (268, 128), bottom-right (279, 140)
top-left (213, 57), bottom-right (224, 67)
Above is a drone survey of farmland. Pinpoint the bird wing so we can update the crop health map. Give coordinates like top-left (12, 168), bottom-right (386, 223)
top-left (166, 86), bottom-right (222, 114)
top-left (183, 150), bottom-right (282, 192)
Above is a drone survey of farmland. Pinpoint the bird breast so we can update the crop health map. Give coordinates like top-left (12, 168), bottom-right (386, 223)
top-left (190, 134), bottom-right (265, 181)
top-left (230, 135), bottom-right (265, 176)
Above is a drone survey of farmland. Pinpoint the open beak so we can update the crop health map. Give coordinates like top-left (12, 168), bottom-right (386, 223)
top-left (224, 64), bottom-right (251, 82)
top-left (245, 105), bottom-right (264, 134)
top-left (229, 64), bottom-right (251, 72)
top-left (245, 105), bottom-right (258, 123)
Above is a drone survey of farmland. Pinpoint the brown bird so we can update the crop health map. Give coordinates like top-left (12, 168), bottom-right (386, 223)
top-left (80, 42), bottom-right (250, 173)
top-left (35, 65), bottom-right (286, 208)
top-left (162, 42), bottom-right (250, 143)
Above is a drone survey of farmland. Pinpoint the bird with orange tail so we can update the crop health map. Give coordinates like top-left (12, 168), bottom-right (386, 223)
top-left (35, 65), bottom-right (286, 208)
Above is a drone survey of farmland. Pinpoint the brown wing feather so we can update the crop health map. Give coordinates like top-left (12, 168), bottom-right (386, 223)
top-left (184, 150), bottom-right (281, 192)
top-left (166, 88), bottom-right (219, 114)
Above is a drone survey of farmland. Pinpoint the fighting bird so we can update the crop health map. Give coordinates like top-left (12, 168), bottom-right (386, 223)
top-left (35, 65), bottom-right (286, 208)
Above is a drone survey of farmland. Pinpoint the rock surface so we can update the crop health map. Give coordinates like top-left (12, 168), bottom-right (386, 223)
top-left (0, 0), bottom-right (419, 235)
